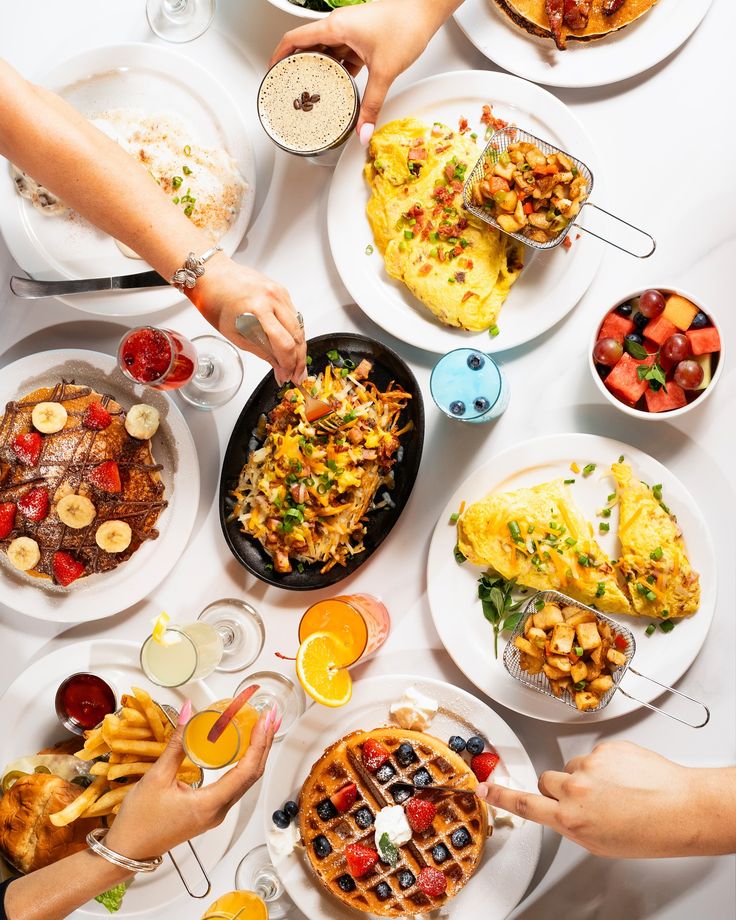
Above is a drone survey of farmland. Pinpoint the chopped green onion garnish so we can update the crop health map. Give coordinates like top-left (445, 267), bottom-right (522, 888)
top-left (596, 583), bottom-right (606, 597)
top-left (182, 164), bottom-right (192, 176)
top-left (508, 521), bottom-right (522, 543)
top-left (450, 512), bottom-right (459, 524)
top-left (618, 454), bottom-right (625, 463)
top-left (326, 349), bottom-right (339, 362)
top-left (601, 508), bottom-right (612, 518)
top-left (565, 537), bottom-right (577, 546)
top-left (645, 624), bottom-right (656, 637)
top-left (365, 244), bottom-right (374, 256)
top-left (404, 229), bottom-right (414, 240)
top-left (646, 590), bottom-right (657, 602)
top-left (574, 646), bottom-right (583, 657)
top-left (650, 546), bottom-right (663, 561)
top-left (582, 463), bottom-right (596, 476)
top-left (659, 620), bottom-right (675, 633)
top-left (564, 478), bottom-right (575, 485)
top-left (599, 522), bottom-right (610, 533)
top-left (607, 493), bottom-right (616, 502)
top-left (578, 554), bottom-right (590, 567)
top-left (172, 176), bottom-right (183, 189)
top-left (488, 325), bottom-right (500, 337)
top-left (183, 144), bottom-right (192, 156)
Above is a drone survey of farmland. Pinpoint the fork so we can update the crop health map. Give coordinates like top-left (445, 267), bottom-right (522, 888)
top-left (410, 783), bottom-right (478, 801)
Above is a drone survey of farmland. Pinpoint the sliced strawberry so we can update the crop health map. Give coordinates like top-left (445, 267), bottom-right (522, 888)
top-left (11, 432), bottom-right (42, 467)
top-left (0, 503), bottom-right (17, 539)
top-left (83, 402), bottom-right (112, 430)
top-left (18, 487), bottom-right (49, 522)
top-left (330, 783), bottom-right (357, 814)
top-left (206, 684), bottom-right (260, 743)
top-left (471, 752), bottom-right (500, 782)
top-left (88, 461), bottom-right (121, 493)
top-left (405, 797), bottom-right (436, 833)
top-left (361, 739), bottom-right (390, 772)
top-left (345, 843), bottom-right (378, 878)
top-left (417, 867), bottom-right (446, 898)
top-left (52, 551), bottom-right (85, 587)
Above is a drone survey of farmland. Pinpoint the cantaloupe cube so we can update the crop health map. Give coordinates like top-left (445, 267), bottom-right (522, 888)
top-left (663, 295), bottom-right (698, 331)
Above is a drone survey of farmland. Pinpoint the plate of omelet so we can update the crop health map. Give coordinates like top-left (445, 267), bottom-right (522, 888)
top-left (426, 433), bottom-right (716, 723)
top-left (328, 70), bottom-right (603, 354)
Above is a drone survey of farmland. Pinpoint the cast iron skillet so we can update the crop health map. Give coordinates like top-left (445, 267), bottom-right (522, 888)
top-left (219, 333), bottom-right (424, 590)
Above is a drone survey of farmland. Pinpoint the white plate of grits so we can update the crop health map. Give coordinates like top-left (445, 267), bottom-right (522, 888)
top-left (328, 70), bottom-right (603, 354)
top-left (0, 43), bottom-right (255, 317)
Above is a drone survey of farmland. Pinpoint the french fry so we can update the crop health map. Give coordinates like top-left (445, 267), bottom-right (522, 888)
top-left (49, 778), bottom-right (106, 827)
top-left (89, 762), bottom-right (111, 777)
top-left (116, 725), bottom-right (155, 741)
top-left (132, 687), bottom-right (166, 742)
top-left (120, 708), bottom-right (148, 726)
top-left (108, 739), bottom-right (167, 758)
top-left (83, 784), bottom-right (133, 818)
top-left (75, 743), bottom-right (108, 762)
top-left (101, 714), bottom-right (122, 749)
top-left (83, 727), bottom-right (104, 751)
top-left (107, 762), bottom-right (155, 781)
top-left (121, 694), bottom-right (146, 715)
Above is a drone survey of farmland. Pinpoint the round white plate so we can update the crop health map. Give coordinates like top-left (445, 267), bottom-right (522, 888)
top-left (328, 70), bottom-right (602, 355)
top-left (427, 433), bottom-right (716, 723)
top-left (263, 674), bottom-right (542, 920)
top-left (264, 0), bottom-right (329, 19)
top-left (454, 0), bottom-right (712, 89)
top-left (0, 43), bottom-right (255, 317)
top-left (0, 349), bottom-right (199, 623)
top-left (0, 639), bottom-right (237, 919)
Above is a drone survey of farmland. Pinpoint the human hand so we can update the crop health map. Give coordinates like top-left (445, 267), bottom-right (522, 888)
top-left (270, 0), bottom-right (462, 143)
top-left (477, 741), bottom-right (725, 859)
top-left (191, 255), bottom-right (307, 386)
top-left (104, 704), bottom-right (279, 861)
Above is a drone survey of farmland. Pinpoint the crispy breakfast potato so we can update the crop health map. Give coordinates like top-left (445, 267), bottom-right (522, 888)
top-left (516, 598), bottom-right (628, 712)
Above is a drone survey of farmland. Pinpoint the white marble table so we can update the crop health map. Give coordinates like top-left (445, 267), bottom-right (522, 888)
top-left (1, 1), bottom-right (734, 918)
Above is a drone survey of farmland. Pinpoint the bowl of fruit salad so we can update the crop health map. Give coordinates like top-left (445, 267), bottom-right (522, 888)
top-left (589, 287), bottom-right (723, 419)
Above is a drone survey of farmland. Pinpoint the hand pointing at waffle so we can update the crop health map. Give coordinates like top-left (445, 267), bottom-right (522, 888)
top-left (476, 741), bottom-right (736, 858)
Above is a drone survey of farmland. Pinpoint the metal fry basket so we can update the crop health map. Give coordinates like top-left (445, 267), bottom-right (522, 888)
top-left (503, 590), bottom-right (709, 728)
top-left (464, 126), bottom-right (656, 259)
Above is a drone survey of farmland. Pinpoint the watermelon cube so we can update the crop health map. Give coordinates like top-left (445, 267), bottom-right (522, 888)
top-left (686, 327), bottom-right (721, 355)
top-left (663, 295), bottom-right (698, 331)
top-left (645, 382), bottom-right (687, 413)
top-left (599, 311), bottom-right (635, 344)
top-left (605, 353), bottom-right (655, 407)
top-left (643, 314), bottom-right (678, 346)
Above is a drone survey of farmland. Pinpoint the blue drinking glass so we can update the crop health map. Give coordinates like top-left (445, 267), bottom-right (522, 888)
top-left (430, 348), bottom-right (510, 423)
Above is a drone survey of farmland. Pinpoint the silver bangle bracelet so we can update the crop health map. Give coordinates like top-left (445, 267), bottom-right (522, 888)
top-left (86, 828), bottom-right (163, 874)
top-left (170, 244), bottom-right (222, 291)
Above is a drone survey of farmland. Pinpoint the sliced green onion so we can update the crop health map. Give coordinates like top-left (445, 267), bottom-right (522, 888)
top-left (650, 546), bottom-right (663, 561)
top-left (596, 583), bottom-right (606, 597)
top-left (574, 646), bottom-right (583, 657)
top-left (582, 463), bottom-right (596, 476)
top-left (646, 590), bottom-right (657, 602)
top-left (508, 521), bottom-right (522, 543)
top-left (659, 620), bottom-right (675, 634)
top-left (599, 522), bottom-right (610, 533)
top-left (171, 176), bottom-right (183, 189)
top-left (645, 624), bottom-right (656, 637)
top-left (183, 144), bottom-right (192, 156)
top-left (488, 325), bottom-right (500, 337)
top-left (182, 164), bottom-right (192, 176)
top-left (450, 512), bottom-right (459, 524)
top-left (578, 553), bottom-right (590, 567)
top-left (564, 478), bottom-right (575, 485)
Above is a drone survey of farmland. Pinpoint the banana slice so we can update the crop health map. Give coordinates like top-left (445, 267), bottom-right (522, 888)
top-left (95, 520), bottom-right (132, 553)
top-left (7, 536), bottom-right (41, 571)
top-left (125, 404), bottom-right (160, 440)
top-left (57, 494), bottom-right (96, 529)
top-left (32, 401), bottom-right (68, 434)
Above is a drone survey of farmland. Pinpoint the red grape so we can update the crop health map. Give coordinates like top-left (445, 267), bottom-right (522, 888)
top-left (593, 337), bottom-right (623, 367)
top-left (638, 289), bottom-right (666, 319)
top-left (674, 360), bottom-right (704, 390)
top-left (661, 333), bottom-right (692, 364)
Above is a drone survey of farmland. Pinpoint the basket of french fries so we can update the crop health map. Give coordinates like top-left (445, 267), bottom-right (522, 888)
top-left (49, 687), bottom-right (202, 829)
top-left (502, 590), bottom-right (710, 728)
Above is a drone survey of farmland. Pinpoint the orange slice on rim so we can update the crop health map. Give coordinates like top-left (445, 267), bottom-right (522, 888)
top-left (296, 632), bottom-right (353, 708)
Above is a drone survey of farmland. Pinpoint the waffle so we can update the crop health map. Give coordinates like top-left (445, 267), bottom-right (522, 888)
top-left (299, 728), bottom-right (489, 916)
top-left (0, 380), bottom-right (167, 585)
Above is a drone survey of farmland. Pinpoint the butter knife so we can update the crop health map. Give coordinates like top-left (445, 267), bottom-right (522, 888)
top-left (9, 270), bottom-right (169, 299)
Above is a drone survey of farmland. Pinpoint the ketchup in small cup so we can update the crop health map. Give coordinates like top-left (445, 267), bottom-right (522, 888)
top-left (55, 673), bottom-right (117, 735)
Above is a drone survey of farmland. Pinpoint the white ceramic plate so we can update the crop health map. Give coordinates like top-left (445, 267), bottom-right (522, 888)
top-left (0, 43), bottom-right (255, 317)
top-left (264, 0), bottom-right (329, 19)
top-left (328, 70), bottom-right (602, 355)
top-left (263, 674), bottom-right (542, 920)
top-left (454, 0), bottom-right (712, 89)
top-left (427, 433), bottom-right (716, 723)
top-left (0, 639), bottom-right (238, 919)
top-left (0, 350), bottom-right (199, 623)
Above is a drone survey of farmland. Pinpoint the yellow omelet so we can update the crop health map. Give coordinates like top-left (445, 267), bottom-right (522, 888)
top-left (611, 462), bottom-right (700, 619)
top-left (365, 118), bottom-right (525, 331)
top-left (457, 479), bottom-right (632, 615)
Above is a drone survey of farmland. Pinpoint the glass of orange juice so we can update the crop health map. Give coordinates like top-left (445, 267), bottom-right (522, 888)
top-left (298, 594), bottom-right (390, 666)
top-left (201, 889), bottom-right (268, 920)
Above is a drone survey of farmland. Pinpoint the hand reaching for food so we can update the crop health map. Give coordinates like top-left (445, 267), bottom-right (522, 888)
top-left (270, 0), bottom-right (465, 144)
top-left (477, 741), bottom-right (736, 858)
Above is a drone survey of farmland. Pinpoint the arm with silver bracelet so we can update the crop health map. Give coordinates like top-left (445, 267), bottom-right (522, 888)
top-left (170, 245), bottom-right (223, 291)
top-left (86, 828), bottom-right (163, 874)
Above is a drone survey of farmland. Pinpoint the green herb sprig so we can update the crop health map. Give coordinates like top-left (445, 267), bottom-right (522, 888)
top-left (478, 573), bottom-right (523, 658)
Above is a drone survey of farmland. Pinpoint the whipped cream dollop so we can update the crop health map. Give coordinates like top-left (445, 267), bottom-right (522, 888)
top-left (374, 805), bottom-right (412, 851)
top-left (389, 687), bottom-right (439, 731)
top-left (268, 821), bottom-right (301, 862)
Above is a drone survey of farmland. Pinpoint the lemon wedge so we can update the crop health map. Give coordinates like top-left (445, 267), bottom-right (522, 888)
top-left (151, 611), bottom-right (171, 645)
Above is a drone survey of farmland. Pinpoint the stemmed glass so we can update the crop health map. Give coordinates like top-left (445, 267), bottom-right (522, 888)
top-left (235, 845), bottom-right (291, 919)
top-left (118, 325), bottom-right (243, 409)
top-left (146, 0), bottom-right (216, 43)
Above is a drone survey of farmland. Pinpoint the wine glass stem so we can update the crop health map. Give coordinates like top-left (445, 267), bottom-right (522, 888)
top-left (216, 623), bottom-right (236, 649)
top-left (196, 356), bottom-right (215, 381)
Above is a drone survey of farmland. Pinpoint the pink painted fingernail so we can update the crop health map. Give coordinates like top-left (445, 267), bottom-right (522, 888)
top-left (475, 783), bottom-right (489, 798)
top-left (359, 123), bottom-right (374, 146)
top-left (264, 706), bottom-right (274, 731)
top-left (272, 715), bottom-right (283, 734)
top-left (178, 700), bottom-right (193, 725)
